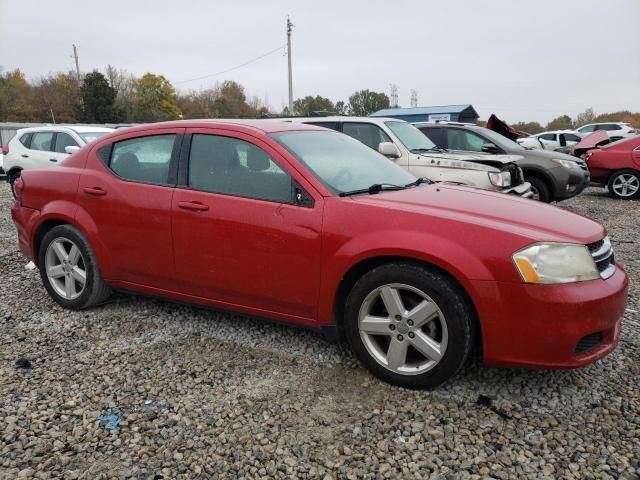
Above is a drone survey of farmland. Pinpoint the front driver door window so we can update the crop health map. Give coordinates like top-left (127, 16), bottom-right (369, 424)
top-left (172, 131), bottom-right (323, 320)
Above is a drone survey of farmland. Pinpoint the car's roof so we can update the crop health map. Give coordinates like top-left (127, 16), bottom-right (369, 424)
top-left (284, 116), bottom-right (406, 124)
top-left (114, 119), bottom-right (327, 135)
top-left (536, 130), bottom-right (581, 135)
top-left (15, 125), bottom-right (114, 134)
top-left (581, 122), bottom-right (630, 126)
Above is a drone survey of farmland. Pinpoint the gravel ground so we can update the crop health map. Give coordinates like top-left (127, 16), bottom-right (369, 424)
top-left (1, 183), bottom-right (638, 480)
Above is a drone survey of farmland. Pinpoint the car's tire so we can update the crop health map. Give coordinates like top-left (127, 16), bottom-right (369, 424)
top-left (38, 224), bottom-right (111, 309)
top-left (607, 170), bottom-right (640, 199)
top-left (526, 176), bottom-right (552, 203)
top-left (343, 262), bottom-right (475, 389)
top-left (7, 169), bottom-right (21, 199)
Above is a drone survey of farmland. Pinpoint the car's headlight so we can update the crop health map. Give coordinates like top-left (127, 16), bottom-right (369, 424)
top-left (512, 243), bottom-right (599, 284)
top-left (488, 171), bottom-right (512, 188)
top-left (552, 158), bottom-right (580, 169)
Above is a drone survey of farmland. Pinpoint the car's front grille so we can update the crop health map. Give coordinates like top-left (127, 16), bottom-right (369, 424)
top-left (586, 237), bottom-right (615, 279)
top-left (502, 164), bottom-right (524, 186)
top-left (574, 332), bottom-right (603, 355)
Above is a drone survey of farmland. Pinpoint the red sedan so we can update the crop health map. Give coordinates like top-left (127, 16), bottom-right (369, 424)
top-left (11, 120), bottom-right (628, 388)
top-left (584, 135), bottom-right (640, 199)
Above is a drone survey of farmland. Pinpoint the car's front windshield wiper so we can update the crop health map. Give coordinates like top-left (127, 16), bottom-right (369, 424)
top-left (404, 177), bottom-right (432, 187)
top-left (339, 183), bottom-right (406, 197)
top-left (339, 178), bottom-right (431, 197)
top-left (410, 147), bottom-right (448, 153)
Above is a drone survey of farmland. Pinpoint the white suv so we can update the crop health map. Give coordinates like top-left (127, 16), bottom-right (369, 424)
top-left (4, 125), bottom-right (114, 186)
top-left (517, 130), bottom-right (583, 151)
top-left (285, 116), bottom-right (532, 197)
top-left (576, 122), bottom-right (637, 141)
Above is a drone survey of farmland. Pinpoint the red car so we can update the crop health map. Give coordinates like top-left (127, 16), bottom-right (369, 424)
top-left (11, 120), bottom-right (628, 388)
top-left (583, 135), bottom-right (640, 199)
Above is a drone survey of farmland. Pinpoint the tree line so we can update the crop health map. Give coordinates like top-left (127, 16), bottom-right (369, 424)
top-left (0, 66), bottom-right (391, 124)
top-left (511, 108), bottom-right (640, 134)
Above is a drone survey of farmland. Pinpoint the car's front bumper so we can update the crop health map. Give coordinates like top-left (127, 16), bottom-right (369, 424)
top-left (556, 167), bottom-right (590, 200)
top-left (470, 265), bottom-right (628, 368)
top-left (504, 181), bottom-right (533, 198)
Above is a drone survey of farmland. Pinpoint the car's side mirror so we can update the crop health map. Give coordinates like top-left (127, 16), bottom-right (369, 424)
top-left (481, 142), bottom-right (499, 154)
top-left (378, 142), bottom-right (401, 158)
top-left (65, 146), bottom-right (80, 154)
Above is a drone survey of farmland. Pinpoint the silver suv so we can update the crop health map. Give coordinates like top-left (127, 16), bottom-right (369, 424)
top-left (285, 117), bottom-right (532, 198)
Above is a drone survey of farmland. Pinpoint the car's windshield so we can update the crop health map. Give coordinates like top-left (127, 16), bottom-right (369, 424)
top-left (475, 127), bottom-right (526, 151)
top-left (384, 121), bottom-right (436, 151)
top-left (272, 130), bottom-right (416, 195)
top-left (77, 131), bottom-right (111, 143)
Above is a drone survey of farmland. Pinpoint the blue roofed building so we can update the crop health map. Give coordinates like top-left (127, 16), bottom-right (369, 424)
top-left (370, 104), bottom-right (479, 124)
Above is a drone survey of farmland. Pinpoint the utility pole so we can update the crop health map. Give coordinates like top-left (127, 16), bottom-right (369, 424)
top-left (72, 44), bottom-right (81, 84)
top-left (287, 16), bottom-right (294, 112)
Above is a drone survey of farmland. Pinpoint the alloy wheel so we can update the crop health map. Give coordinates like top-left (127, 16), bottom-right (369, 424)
top-left (612, 173), bottom-right (639, 198)
top-left (45, 238), bottom-right (87, 300)
top-left (357, 283), bottom-right (448, 375)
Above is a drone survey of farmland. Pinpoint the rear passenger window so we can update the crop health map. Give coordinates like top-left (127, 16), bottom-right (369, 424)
top-left (30, 132), bottom-right (54, 151)
top-left (54, 132), bottom-right (79, 153)
top-left (342, 123), bottom-right (392, 150)
top-left (110, 135), bottom-right (175, 185)
top-left (188, 134), bottom-right (292, 203)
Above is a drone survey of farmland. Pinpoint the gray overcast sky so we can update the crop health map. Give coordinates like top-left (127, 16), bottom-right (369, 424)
top-left (1, 0), bottom-right (639, 123)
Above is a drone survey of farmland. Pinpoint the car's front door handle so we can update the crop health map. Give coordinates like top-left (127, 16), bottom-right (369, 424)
top-left (49, 158), bottom-right (58, 162)
top-left (83, 187), bottom-right (107, 196)
top-left (21, 154), bottom-right (28, 158)
top-left (177, 201), bottom-right (209, 211)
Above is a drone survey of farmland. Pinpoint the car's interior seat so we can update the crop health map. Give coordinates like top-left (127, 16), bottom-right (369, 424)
top-left (246, 148), bottom-right (291, 202)
top-left (112, 152), bottom-right (142, 181)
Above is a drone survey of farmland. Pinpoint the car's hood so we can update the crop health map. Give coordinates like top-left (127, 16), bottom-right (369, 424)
top-left (513, 147), bottom-right (587, 165)
top-left (353, 183), bottom-right (604, 244)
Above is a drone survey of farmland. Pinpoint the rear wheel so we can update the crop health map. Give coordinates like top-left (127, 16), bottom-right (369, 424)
top-left (607, 170), bottom-right (640, 199)
top-left (344, 262), bottom-right (474, 389)
top-left (38, 225), bottom-right (111, 309)
top-left (526, 176), bottom-right (552, 203)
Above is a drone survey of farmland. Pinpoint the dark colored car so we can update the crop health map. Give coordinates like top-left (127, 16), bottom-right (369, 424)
top-left (11, 120), bottom-right (627, 389)
top-left (414, 122), bottom-right (590, 203)
top-left (584, 136), bottom-right (640, 199)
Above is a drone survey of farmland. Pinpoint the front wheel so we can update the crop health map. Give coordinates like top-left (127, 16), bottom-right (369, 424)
top-left (344, 262), bottom-right (474, 389)
top-left (526, 176), bottom-right (552, 203)
top-left (38, 225), bottom-right (111, 309)
top-left (607, 170), bottom-right (640, 199)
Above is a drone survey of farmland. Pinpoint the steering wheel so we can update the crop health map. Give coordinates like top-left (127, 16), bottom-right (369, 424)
top-left (333, 169), bottom-right (353, 188)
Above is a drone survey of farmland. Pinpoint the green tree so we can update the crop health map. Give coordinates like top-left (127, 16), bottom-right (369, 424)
top-left (545, 115), bottom-right (573, 131)
top-left (511, 121), bottom-right (544, 134)
top-left (348, 90), bottom-right (389, 116)
top-left (79, 71), bottom-right (122, 123)
top-left (212, 81), bottom-right (258, 118)
top-left (292, 95), bottom-right (335, 116)
top-left (133, 73), bottom-right (181, 122)
top-left (32, 73), bottom-right (80, 123)
top-left (334, 100), bottom-right (349, 115)
top-left (0, 69), bottom-right (36, 121)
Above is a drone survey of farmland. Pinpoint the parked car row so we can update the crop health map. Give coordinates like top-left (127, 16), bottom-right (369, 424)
top-left (10, 119), bottom-right (629, 389)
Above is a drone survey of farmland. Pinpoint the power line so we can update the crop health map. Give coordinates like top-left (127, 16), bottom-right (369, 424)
top-left (175, 45), bottom-right (286, 85)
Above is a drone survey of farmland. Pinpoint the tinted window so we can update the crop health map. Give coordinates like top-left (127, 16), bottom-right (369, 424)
top-left (597, 124), bottom-right (621, 131)
top-left (273, 131), bottom-right (415, 195)
top-left (579, 125), bottom-right (595, 133)
top-left (565, 133), bottom-right (581, 142)
top-left (54, 132), bottom-right (79, 153)
top-left (305, 122), bottom-right (340, 131)
top-left (539, 133), bottom-right (556, 141)
top-left (188, 135), bottom-right (292, 203)
top-left (19, 133), bottom-right (32, 147)
top-left (110, 134), bottom-right (175, 184)
top-left (418, 127), bottom-right (446, 148)
top-left (30, 132), bottom-right (54, 151)
top-left (446, 129), bottom-right (486, 151)
top-left (342, 122), bottom-right (392, 150)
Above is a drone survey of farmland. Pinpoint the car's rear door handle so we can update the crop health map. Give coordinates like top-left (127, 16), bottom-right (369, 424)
top-left (21, 154), bottom-right (28, 158)
top-left (177, 201), bottom-right (209, 211)
top-left (49, 158), bottom-right (58, 162)
top-left (83, 187), bottom-right (107, 196)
